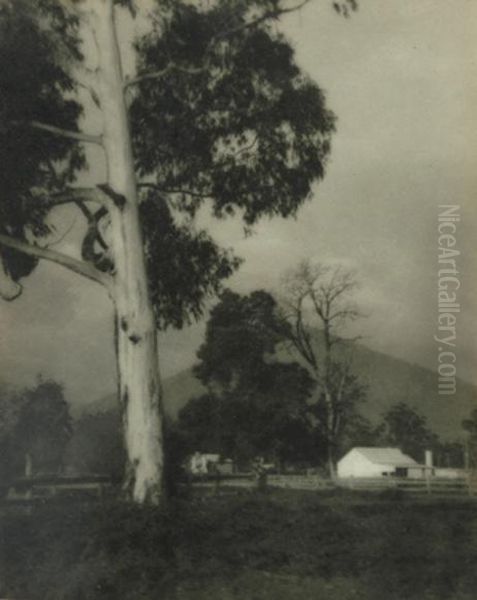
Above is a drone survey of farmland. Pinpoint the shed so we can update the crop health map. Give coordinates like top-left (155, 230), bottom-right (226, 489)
top-left (337, 447), bottom-right (428, 479)
top-left (434, 467), bottom-right (465, 480)
top-left (188, 452), bottom-right (220, 475)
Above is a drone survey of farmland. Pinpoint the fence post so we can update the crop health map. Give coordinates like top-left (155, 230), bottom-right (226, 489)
top-left (425, 450), bottom-right (432, 495)
top-left (425, 472), bottom-right (431, 495)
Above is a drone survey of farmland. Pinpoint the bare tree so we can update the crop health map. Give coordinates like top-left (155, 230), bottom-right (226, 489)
top-left (280, 259), bottom-right (363, 477)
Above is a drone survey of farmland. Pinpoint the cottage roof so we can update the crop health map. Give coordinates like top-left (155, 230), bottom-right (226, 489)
top-left (352, 447), bottom-right (419, 467)
top-left (193, 453), bottom-right (220, 461)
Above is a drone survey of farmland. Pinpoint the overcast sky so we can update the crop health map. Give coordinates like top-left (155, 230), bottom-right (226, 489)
top-left (0, 0), bottom-right (476, 409)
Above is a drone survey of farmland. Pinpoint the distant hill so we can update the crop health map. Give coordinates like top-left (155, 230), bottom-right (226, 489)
top-left (78, 368), bottom-right (207, 421)
top-left (79, 340), bottom-right (477, 442)
top-left (346, 344), bottom-right (476, 441)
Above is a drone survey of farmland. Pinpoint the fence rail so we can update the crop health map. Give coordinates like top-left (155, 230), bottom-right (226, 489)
top-left (192, 473), bottom-right (477, 497)
top-left (336, 476), bottom-right (474, 495)
top-left (267, 475), bottom-right (335, 491)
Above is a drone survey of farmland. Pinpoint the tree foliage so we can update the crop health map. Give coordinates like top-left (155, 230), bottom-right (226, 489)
top-left (195, 289), bottom-right (285, 389)
top-left (381, 403), bottom-right (439, 463)
top-left (0, 0), bottom-right (83, 282)
top-left (337, 413), bottom-right (383, 457)
top-left (462, 409), bottom-right (477, 438)
top-left (64, 409), bottom-right (125, 479)
top-left (0, 378), bottom-right (72, 480)
top-left (17, 378), bottom-right (72, 474)
top-left (309, 363), bottom-right (367, 450)
top-left (131, 1), bottom-right (336, 225)
top-left (180, 289), bottom-right (315, 465)
top-left (0, 0), bottom-right (340, 329)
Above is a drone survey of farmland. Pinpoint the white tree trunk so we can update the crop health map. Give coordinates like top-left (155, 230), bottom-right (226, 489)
top-left (89, 0), bottom-right (164, 504)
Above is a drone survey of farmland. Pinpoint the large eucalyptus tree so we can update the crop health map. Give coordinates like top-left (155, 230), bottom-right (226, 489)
top-left (0, 0), bottom-right (355, 503)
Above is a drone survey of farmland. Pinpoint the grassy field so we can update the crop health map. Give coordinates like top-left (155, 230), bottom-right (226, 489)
top-left (2, 488), bottom-right (477, 599)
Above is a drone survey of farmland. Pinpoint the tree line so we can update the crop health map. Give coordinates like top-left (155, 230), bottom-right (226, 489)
top-left (172, 282), bottom-right (469, 475)
top-left (0, 368), bottom-right (471, 491)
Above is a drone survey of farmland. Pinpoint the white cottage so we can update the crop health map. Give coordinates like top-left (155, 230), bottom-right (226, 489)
top-left (337, 447), bottom-right (428, 479)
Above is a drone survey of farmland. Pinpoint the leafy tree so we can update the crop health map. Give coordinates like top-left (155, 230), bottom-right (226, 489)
top-left (195, 289), bottom-right (284, 390)
top-left (0, 0), bottom-right (355, 503)
top-left (279, 259), bottom-right (365, 476)
top-left (0, 385), bottom-right (25, 484)
top-left (381, 403), bottom-right (439, 463)
top-left (0, 378), bottom-right (72, 480)
top-left (64, 409), bottom-right (125, 479)
top-left (308, 362), bottom-right (367, 457)
top-left (175, 394), bottom-right (223, 457)
top-left (463, 409), bottom-right (477, 438)
top-left (16, 378), bottom-right (72, 475)
top-left (188, 289), bottom-right (315, 467)
top-left (337, 414), bottom-right (383, 457)
top-left (435, 441), bottom-right (464, 469)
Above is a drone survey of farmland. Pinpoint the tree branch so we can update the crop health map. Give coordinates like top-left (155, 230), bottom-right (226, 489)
top-left (138, 183), bottom-right (211, 199)
top-left (75, 200), bottom-right (95, 222)
top-left (0, 252), bottom-right (22, 301)
top-left (44, 186), bottom-right (123, 213)
top-left (124, 62), bottom-right (205, 89)
top-left (47, 187), bottom-right (106, 208)
top-left (0, 233), bottom-right (112, 290)
top-left (125, 0), bottom-right (312, 89)
top-left (328, 308), bottom-right (360, 322)
top-left (333, 334), bottom-right (362, 345)
top-left (96, 184), bottom-right (127, 209)
top-left (22, 120), bottom-right (103, 146)
top-left (214, 0), bottom-right (312, 40)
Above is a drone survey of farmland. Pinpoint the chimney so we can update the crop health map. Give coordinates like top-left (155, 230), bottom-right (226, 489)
top-left (425, 450), bottom-right (433, 469)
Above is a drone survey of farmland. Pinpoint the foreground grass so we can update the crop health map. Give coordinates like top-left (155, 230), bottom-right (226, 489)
top-left (2, 488), bottom-right (477, 599)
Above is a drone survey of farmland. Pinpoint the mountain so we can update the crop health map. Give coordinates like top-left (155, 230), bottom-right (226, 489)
top-left (79, 341), bottom-right (477, 442)
top-left (345, 344), bottom-right (476, 441)
top-left (77, 368), bottom-right (207, 421)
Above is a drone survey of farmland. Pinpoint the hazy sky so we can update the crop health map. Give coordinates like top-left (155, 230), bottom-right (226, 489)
top-left (0, 0), bottom-right (476, 409)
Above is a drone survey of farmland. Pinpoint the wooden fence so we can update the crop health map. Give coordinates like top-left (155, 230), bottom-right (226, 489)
top-left (267, 475), bottom-right (335, 491)
top-left (335, 476), bottom-right (475, 496)
top-left (193, 473), bottom-right (477, 497)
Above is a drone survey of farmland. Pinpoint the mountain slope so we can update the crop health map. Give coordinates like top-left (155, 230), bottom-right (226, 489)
top-left (81, 341), bottom-right (477, 442)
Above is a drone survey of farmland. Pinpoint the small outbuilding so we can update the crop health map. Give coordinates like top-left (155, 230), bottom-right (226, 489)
top-left (433, 467), bottom-right (465, 480)
top-left (189, 452), bottom-right (220, 475)
top-left (188, 452), bottom-right (234, 475)
top-left (337, 447), bottom-right (429, 479)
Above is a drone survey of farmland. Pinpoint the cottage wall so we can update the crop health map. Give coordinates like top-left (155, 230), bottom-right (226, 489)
top-left (407, 467), bottom-right (427, 479)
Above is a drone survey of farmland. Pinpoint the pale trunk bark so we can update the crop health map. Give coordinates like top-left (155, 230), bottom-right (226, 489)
top-left (90, 0), bottom-right (164, 504)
